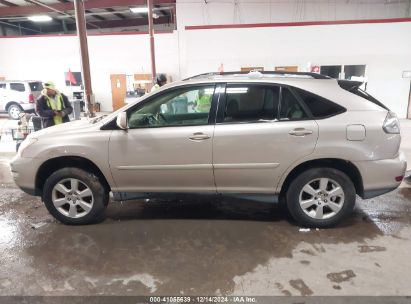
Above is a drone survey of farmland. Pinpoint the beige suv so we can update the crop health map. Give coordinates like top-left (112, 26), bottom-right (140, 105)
top-left (10, 71), bottom-right (406, 227)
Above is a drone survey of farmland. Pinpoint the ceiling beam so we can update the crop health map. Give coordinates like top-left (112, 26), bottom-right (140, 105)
top-left (85, 9), bottom-right (106, 21)
top-left (105, 7), bottom-right (126, 20)
top-left (69, 15), bottom-right (170, 30)
top-left (0, 0), bottom-right (175, 17)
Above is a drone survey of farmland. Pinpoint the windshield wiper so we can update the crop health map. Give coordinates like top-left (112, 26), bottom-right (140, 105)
top-left (90, 115), bottom-right (107, 124)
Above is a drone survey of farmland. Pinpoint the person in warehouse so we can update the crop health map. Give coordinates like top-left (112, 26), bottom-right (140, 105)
top-left (36, 81), bottom-right (73, 128)
top-left (150, 74), bottom-right (167, 92)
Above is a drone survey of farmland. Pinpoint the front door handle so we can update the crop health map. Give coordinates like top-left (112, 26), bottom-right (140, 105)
top-left (189, 132), bottom-right (210, 141)
top-left (289, 128), bottom-right (313, 136)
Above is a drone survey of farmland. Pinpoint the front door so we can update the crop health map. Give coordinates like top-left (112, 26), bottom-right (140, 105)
top-left (108, 84), bottom-right (217, 194)
top-left (213, 83), bottom-right (318, 193)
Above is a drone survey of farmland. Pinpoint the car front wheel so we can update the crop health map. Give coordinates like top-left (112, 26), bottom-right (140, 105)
top-left (286, 168), bottom-right (356, 228)
top-left (42, 167), bottom-right (108, 225)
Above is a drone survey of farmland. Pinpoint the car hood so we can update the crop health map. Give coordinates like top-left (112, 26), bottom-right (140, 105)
top-left (30, 119), bottom-right (95, 139)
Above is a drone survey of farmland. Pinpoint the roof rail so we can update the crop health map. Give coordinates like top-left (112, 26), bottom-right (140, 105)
top-left (183, 71), bottom-right (331, 81)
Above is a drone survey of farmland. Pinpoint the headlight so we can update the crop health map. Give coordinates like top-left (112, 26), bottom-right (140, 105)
top-left (17, 138), bottom-right (38, 157)
top-left (383, 111), bottom-right (400, 134)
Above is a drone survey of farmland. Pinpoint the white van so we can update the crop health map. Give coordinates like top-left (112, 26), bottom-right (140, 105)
top-left (0, 80), bottom-right (43, 119)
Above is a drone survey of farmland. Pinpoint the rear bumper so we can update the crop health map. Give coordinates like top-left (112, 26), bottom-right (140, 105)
top-left (10, 156), bottom-right (41, 196)
top-left (20, 103), bottom-right (35, 111)
top-left (355, 152), bottom-right (407, 199)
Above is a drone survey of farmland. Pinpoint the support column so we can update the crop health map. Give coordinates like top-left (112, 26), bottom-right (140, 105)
top-left (74, 0), bottom-right (95, 117)
top-left (147, 0), bottom-right (157, 85)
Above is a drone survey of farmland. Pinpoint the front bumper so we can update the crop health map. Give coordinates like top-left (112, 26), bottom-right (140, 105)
top-left (10, 156), bottom-right (41, 196)
top-left (354, 152), bottom-right (407, 199)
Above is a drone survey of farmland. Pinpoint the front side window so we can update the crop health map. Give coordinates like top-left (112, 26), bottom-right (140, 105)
top-left (224, 85), bottom-right (280, 122)
top-left (10, 83), bottom-right (25, 92)
top-left (0, 83), bottom-right (6, 89)
top-left (279, 88), bottom-right (308, 120)
top-left (128, 86), bottom-right (214, 129)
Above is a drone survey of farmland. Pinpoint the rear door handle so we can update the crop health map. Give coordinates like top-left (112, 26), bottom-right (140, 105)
top-left (289, 128), bottom-right (313, 136)
top-left (189, 132), bottom-right (210, 141)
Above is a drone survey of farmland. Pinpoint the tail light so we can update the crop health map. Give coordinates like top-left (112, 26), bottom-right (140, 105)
top-left (383, 111), bottom-right (400, 134)
top-left (29, 93), bottom-right (35, 104)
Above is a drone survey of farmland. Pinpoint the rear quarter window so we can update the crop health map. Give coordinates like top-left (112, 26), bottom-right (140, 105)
top-left (294, 88), bottom-right (346, 118)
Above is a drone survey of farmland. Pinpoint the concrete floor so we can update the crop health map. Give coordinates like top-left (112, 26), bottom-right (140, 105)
top-left (0, 120), bottom-right (411, 296)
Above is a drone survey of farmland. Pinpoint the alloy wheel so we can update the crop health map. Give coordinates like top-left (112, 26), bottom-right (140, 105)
top-left (51, 178), bottom-right (94, 218)
top-left (298, 177), bottom-right (345, 220)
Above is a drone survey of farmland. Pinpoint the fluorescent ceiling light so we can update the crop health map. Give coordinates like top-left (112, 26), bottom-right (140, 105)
top-left (28, 15), bottom-right (52, 22)
top-left (130, 7), bottom-right (149, 13)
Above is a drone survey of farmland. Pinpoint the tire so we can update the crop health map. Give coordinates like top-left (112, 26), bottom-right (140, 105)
top-left (8, 104), bottom-right (23, 120)
top-left (42, 167), bottom-right (108, 225)
top-left (286, 167), bottom-right (356, 228)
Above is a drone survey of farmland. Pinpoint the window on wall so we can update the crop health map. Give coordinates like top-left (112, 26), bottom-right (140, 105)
top-left (344, 65), bottom-right (366, 80)
top-left (320, 65), bottom-right (366, 80)
top-left (320, 66), bottom-right (342, 79)
top-left (64, 72), bottom-right (82, 86)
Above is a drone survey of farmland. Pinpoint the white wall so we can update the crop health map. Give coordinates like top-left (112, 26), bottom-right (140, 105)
top-left (177, 0), bottom-right (411, 29)
top-left (0, 32), bottom-right (179, 111)
top-left (0, 5), bottom-right (410, 115)
top-left (181, 22), bottom-right (411, 117)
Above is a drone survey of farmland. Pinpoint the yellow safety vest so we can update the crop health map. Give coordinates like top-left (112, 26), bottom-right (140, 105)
top-left (46, 94), bottom-right (64, 125)
top-left (196, 95), bottom-right (211, 113)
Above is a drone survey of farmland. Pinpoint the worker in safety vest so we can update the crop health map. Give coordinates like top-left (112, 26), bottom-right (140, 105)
top-left (195, 89), bottom-right (212, 113)
top-left (150, 74), bottom-right (167, 92)
top-left (36, 81), bottom-right (73, 128)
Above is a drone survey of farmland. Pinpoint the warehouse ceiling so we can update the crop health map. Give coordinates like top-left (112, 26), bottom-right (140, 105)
top-left (0, 0), bottom-right (176, 35)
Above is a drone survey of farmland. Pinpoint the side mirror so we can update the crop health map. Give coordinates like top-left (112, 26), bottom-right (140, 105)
top-left (116, 112), bottom-right (128, 130)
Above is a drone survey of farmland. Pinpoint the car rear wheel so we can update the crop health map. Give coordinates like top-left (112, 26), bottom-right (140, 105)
top-left (286, 168), bottom-right (356, 228)
top-left (8, 104), bottom-right (22, 120)
top-left (42, 167), bottom-right (108, 225)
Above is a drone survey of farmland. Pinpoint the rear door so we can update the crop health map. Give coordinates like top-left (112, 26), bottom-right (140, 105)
top-left (212, 83), bottom-right (319, 194)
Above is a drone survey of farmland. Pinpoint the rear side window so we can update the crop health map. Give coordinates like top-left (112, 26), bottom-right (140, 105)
top-left (29, 82), bottom-right (43, 92)
top-left (279, 88), bottom-right (308, 120)
top-left (294, 88), bottom-right (345, 118)
top-left (10, 83), bottom-right (25, 92)
top-left (224, 85), bottom-right (280, 122)
top-left (0, 83), bottom-right (5, 89)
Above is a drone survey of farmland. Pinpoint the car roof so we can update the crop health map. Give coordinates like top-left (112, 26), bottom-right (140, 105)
top-left (183, 71), bottom-right (330, 81)
top-left (161, 72), bottom-right (384, 112)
